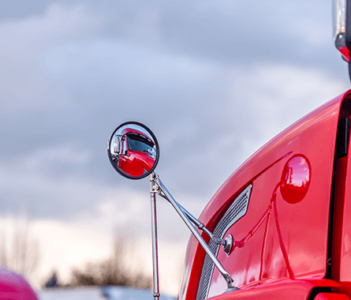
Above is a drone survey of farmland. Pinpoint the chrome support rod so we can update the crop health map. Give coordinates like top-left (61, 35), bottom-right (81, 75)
top-left (154, 174), bottom-right (238, 292)
top-left (150, 173), bottom-right (160, 300)
top-left (158, 189), bottom-right (226, 245)
top-left (179, 205), bottom-right (226, 245)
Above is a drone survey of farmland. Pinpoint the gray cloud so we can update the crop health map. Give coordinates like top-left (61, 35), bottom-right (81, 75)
top-left (0, 0), bottom-right (349, 232)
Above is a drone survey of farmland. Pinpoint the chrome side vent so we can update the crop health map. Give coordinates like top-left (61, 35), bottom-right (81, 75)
top-left (196, 185), bottom-right (252, 300)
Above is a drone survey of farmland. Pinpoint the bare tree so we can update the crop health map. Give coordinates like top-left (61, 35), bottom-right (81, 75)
top-left (0, 234), bottom-right (8, 267)
top-left (70, 233), bottom-right (151, 289)
top-left (0, 217), bottom-right (40, 285)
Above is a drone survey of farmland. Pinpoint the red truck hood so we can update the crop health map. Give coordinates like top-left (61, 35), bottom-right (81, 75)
top-left (130, 151), bottom-right (155, 171)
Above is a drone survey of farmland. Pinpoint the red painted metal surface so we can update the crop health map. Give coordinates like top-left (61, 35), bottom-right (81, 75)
top-left (338, 47), bottom-right (351, 63)
top-left (118, 150), bottom-right (155, 177)
top-left (207, 279), bottom-right (339, 300)
top-left (0, 268), bottom-right (38, 300)
top-left (179, 91), bottom-right (351, 300)
top-left (280, 155), bottom-right (311, 204)
top-left (314, 293), bottom-right (351, 300)
top-left (332, 100), bottom-right (351, 298)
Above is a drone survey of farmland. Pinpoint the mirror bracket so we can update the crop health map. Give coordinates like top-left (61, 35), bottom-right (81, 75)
top-left (154, 176), bottom-right (233, 252)
top-left (152, 173), bottom-right (239, 294)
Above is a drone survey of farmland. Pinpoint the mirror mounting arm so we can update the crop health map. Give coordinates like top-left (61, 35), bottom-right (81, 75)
top-left (152, 173), bottom-right (239, 293)
top-left (156, 183), bottom-right (229, 248)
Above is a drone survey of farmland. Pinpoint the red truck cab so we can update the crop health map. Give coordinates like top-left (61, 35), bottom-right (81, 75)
top-left (112, 128), bottom-right (156, 178)
top-left (178, 91), bottom-right (351, 300)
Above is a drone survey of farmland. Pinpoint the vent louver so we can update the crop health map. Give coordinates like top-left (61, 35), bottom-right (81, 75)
top-left (196, 185), bottom-right (252, 300)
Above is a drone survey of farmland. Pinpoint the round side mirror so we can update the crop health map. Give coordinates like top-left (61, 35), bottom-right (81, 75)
top-left (107, 122), bottom-right (160, 180)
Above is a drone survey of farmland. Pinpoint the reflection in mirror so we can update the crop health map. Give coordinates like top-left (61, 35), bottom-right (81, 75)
top-left (280, 155), bottom-right (311, 204)
top-left (113, 135), bottom-right (120, 154)
top-left (108, 122), bottom-right (160, 180)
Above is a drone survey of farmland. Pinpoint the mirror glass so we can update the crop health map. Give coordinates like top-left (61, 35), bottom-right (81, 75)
top-left (108, 122), bottom-right (160, 179)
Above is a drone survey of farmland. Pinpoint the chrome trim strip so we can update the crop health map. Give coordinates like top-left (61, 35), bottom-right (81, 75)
top-left (196, 184), bottom-right (252, 300)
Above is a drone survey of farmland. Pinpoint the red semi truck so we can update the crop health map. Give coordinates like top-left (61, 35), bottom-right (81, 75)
top-left (177, 91), bottom-right (351, 300)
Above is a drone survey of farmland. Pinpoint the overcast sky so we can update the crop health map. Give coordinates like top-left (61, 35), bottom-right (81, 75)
top-left (0, 0), bottom-right (349, 295)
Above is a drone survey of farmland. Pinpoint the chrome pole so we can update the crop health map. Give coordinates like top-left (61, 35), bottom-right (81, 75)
top-left (150, 173), bottom-right (160, 300)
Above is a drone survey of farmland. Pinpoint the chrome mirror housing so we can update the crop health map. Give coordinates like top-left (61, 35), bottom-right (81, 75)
top-left (107, 121), bottom-right (160, 180)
